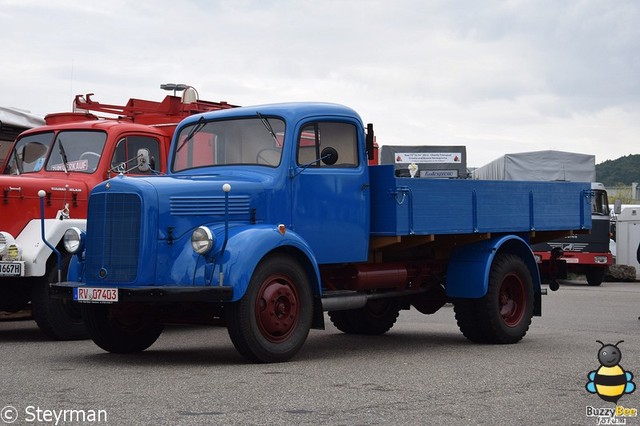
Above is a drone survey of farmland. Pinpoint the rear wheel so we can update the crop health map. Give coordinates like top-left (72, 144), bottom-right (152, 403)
top-left (226, 254), bottom-right (313, 363)
top-left (81, 303), bottom-right (163, 353)
top-left (454, 254), bottom-right (534, 344)
top-left (329, 298), bottom-right (400, 335)
top-left (31, 254), bottom-right (88, 340)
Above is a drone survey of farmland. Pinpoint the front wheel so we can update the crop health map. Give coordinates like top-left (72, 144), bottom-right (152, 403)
top-left (585, 266), bottom-right (605, 286)
top-left (453, 253), bottom-right (534, 344)
top-left (81, 303), bottom-right (163, 353)
top-left (31, 254), bottom-right (88, 340)
top-left (226, 254), bottom-right (313, 363)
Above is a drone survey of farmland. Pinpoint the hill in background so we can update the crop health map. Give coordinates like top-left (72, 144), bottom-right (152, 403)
top-left (596, 154), bottom-right (640, 186)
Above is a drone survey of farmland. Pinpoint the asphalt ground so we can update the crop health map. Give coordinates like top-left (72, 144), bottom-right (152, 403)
top-left (1, 280), bottom-right (639, 425)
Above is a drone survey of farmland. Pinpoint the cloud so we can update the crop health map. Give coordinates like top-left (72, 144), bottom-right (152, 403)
top-left (1, 0), bottom-right (638, 166)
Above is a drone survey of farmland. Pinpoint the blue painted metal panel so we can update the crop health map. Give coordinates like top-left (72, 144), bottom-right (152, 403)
top-left (445, 235), bottom-right (541, 298)
top-left (369, 165), bottom-right (590, 236)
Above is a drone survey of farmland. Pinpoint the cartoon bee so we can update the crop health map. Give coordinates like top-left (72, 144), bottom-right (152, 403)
top-left (586, 340), bottom-right (636, 403)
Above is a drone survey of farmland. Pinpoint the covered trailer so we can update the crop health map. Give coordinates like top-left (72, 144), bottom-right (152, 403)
top-left (471, 150), bottom-right (595, 182)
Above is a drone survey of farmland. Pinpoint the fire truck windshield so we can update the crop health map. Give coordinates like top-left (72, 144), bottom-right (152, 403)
top-left (172, 117), bottom-right (285, 172)
top-left (44, 131), bottom-right (107, 173)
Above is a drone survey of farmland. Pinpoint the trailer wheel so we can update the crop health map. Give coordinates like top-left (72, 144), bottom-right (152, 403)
top-left (329, 299), bottom-right (400, 335)
top-left (226, 254), bottom-right (313, 363)
top-left (31, 253), bottom-right (88, 340)
top-left (454, 254), bottom-right (534, 344)
top-left (585, 266), bottom-right (605, 286)
top-left (81, 304), bottom-right (163, 353)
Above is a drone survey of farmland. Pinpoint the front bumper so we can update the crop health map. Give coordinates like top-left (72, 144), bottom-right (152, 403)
top-left (50, 282), bottom-right (234, 303)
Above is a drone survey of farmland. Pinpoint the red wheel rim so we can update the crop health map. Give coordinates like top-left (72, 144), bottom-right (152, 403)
top-left (255, 273), bottom-right (300, 342)
top-left (498, 272), bottom-right (526, 327)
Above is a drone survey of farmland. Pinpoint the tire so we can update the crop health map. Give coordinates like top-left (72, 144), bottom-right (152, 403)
top-left (329, 298), bottom-right (400, 335)
top-left (31, 253), bottom-right (88, 340)
top-left (226, 254), bottom-right (313, 363)
top-left (81, 303), bottom-right (163, 353)
top-left (585, 266), bottom-right (605, 286)
top-left (453, 253), bottom-right (534, 344)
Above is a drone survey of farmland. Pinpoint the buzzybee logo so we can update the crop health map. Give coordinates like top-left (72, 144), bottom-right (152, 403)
top-left (584, 340), bottom-right (637, 425)
top-left (586, 340), bottom-right (635, 403)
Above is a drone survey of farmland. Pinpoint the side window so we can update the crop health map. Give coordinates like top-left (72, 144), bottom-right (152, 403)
top-left (111, 136), bottom-right (161, 174)
top-left (297, 122), bottom-right (358, 168)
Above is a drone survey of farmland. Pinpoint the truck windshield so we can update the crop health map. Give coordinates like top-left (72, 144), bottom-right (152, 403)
top-left (592, 189), bottom-right (610, 216)
top-left (45, 131), bottom-right (107, 173)
top-left (172, 117), bottom-right (286, 172)
top-left (3, 132), bottom-right (54, 175)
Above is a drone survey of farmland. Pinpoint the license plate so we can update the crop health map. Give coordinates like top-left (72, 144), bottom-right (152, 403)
top-left (562, 258), bottom-right (580, 264)
top-left (0, 261), bottom-right (24, 277)
top-left (73, 287), bottom-right (118, 303)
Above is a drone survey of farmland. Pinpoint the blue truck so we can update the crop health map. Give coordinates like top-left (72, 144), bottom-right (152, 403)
top-left (50, 102), bottom-right (591, 363)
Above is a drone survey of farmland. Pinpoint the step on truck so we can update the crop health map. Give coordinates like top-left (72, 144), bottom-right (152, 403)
top-left (51, 102), bottom-right (591, 362)
top-left (0, 86), bottom-right (235, 339)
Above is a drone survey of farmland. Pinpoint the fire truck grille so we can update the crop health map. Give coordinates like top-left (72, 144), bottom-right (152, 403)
top-left (85, 193), bottom-right (141, 283)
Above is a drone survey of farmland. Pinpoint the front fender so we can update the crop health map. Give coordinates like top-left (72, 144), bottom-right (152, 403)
top-left (445, 235), bottom-right (541, 299)
top-left (16, 219), bottom-right (86, 277)
top-left (217, 225), bottom-right (322, 301)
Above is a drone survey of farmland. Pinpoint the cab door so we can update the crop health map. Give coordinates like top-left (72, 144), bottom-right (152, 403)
top-left (290, 121), bottom-right (369, 264)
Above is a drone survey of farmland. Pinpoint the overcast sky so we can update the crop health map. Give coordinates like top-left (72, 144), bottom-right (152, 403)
top-left (1, 0), bottom-right (638, 167)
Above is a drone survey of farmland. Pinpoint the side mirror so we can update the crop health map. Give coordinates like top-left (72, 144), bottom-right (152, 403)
top-left (366, 123), bottom-right (374, 161)
top-left (321, 147), bottom-right (338, 166)
top-left (137, 148), bottom-right (151, 172)
top-left (614, 199), bottom-right (622, 215)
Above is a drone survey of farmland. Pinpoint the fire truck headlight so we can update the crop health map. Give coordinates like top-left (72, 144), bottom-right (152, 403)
top-left (0, 231), bottom-right (17, 257)
top-left (191, 226), bottom-right (214, 255)
top-left (594, 256), bottom-right (608, 264)
top-left (63, 227), bottom-right (85, 254)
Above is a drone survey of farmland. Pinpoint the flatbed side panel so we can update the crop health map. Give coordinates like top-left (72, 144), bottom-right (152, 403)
top-left (369, 165), bottom-right (591, 236)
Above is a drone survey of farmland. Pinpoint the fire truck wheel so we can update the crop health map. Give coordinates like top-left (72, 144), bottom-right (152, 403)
top-left (31, 254), bottom-right (88, 341)
top-left (328, 299), bottom-right (400, 335)
top-left (585, 266), bottom-right (605, 286)
top-left (454, 253), bottom-right (534, 344)
top-left (226, 253), bottom-right (313, 363)
top-left (80, 304), bottom-right (163, 353)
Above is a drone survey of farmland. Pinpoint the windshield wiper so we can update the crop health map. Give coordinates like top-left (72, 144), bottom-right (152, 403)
top-left (176, 116), bottom-right (207, 153)
top-left (58, 138), bottom-right (69, 174)
top-left (257, 112), bottom-right (280, 146)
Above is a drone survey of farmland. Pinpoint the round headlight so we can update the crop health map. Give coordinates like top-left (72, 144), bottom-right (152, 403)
top-left (191, 226), bottom-right (214, 255)
top-left (63, 227), bottom-right (85, 254)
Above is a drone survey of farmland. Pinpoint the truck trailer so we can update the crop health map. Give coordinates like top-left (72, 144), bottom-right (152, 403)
top-left (0, 87), bottom-right (235, 339)
top-left (51, 103), bottom-right (591, 362)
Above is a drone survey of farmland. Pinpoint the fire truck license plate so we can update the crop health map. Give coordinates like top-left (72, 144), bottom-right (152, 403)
top-left (0, 261), bottom-right (24, 277)
top-left (74, 287), bottom-right (118, 303)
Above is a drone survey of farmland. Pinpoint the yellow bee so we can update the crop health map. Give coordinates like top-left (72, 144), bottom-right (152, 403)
top-left (586, 340), bottom-right (636, 403)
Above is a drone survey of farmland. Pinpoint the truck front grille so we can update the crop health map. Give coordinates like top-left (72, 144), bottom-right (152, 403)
top-left (85, 193), bottom-right (141, 283)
